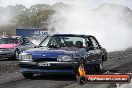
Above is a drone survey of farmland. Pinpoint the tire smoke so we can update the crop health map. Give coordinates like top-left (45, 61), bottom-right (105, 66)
top-left (49, 1), bottom-right (132, 52)
top-left (0, 0), bottom-right (132, 51)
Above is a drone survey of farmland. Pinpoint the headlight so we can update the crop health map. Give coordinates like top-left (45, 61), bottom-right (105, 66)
top-left (19, 54), bottom-right (32, 61)
top-left (57, 55), bottom-right (72, 61)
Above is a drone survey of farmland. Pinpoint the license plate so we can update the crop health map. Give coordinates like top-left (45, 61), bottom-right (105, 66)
top-left (38, 62), bottom-right (50, 66)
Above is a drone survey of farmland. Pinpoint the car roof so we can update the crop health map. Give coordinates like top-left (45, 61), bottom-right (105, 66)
top-left (53, 34), bottom-right (92, 37)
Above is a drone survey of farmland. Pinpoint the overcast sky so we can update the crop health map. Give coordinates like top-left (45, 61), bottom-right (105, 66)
top-left (0, 0), bottom-right (66, 7)
top-left (0, 0), bottom-right (132, 9)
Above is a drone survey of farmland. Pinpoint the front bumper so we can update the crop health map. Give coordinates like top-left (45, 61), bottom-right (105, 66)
top-left (0, 51), bottom-right (15, 58)
top-left (20, 68), bottom-right (75, 74)
top-left (19, 61), bottom-right (79, 74)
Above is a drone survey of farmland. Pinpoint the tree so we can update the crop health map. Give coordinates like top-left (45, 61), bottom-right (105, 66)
top-left (15, 4), bottom-right (55, 28)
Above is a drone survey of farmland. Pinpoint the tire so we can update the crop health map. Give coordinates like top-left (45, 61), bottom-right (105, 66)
top-left (22, 73), bottom-right (33, 78)
top-left (95, 62), bottom-right (103, 73)
top-left (77, 76), bottom-right (87, 85)
top-left (103, 55), bottom-right (107, 61)
top-left (105, 55), bottom-right (108, 61)
top-left (13, 50), bottom-right (19, 60)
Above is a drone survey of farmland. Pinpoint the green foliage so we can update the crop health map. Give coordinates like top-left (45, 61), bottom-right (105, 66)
top-left (0, 2), bottom-right (68, 35)
top-left (15, 4), bottom-right (55, 28)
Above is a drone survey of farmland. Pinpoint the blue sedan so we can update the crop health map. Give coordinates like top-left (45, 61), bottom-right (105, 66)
top-left (19, 34), bottom-right (107, 78)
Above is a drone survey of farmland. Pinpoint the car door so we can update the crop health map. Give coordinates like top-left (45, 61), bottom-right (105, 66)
top-left (85, 37), bottom-right (97, 63)
top-left (88, 36), bottom-right (102, 63)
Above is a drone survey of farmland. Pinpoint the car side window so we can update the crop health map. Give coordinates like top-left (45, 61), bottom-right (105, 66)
top-left (86, 37), bottom-right (92, 47)
top-left (89, 37), bottom-right (100, 49)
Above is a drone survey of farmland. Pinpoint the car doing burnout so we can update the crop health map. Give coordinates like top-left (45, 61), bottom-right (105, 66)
top-left (19, 34), bottom-right (107, 78)
top-left (0, 36), bottom-right (35, 60)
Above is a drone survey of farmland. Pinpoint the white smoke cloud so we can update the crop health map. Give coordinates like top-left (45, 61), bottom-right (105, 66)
top-left (49, 1), bottom-right (132, 51)
top-left (0, 0), bottom-right (132, 51)
top-left (0, 0), bottom-right (65, 7)
top-left (0, 0), bottom-right (132, 8)
top-left (0, 9), bottom-right (12, 26)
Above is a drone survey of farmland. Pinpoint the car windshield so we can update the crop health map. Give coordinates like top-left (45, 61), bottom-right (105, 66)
top-left (40, 35), bottom-right (85, 48)
top-left (0, 38), bottom-right (19, 44)
top-left (30, 36), bottom-right (47, 45)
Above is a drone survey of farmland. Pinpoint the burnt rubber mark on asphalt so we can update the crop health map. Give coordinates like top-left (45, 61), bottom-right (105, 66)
top-left (0, 74), bottom-right (76, 88)
top-left (0, 78), bottom-right (31, 88)
top-left (1, 50), bottom-right (132, 88)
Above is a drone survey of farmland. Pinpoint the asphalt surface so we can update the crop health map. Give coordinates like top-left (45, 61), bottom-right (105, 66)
top-left (0, 49), bottom-right (132, 88)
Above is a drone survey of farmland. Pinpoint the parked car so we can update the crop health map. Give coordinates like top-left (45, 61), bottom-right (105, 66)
top-left (19, 34), bottom-right (107, 78)
top-left (0, 36), bottom-right (35, 60)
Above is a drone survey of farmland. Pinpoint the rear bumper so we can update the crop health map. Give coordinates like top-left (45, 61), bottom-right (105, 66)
top-left (19, 61), bottom-right (79, 74)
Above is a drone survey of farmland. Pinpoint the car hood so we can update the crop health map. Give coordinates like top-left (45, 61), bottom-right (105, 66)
top-left (25, 47), bottom-right (83, 54)
top-left (0, 44), bottom-right (18, 49)
top-left (23, 47), bottom-right (84, 59)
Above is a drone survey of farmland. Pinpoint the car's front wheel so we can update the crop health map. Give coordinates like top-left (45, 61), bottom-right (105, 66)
top-left (13, 50), bottom-right (19, 60)
top-left (22, 73), bottom-right (33, 78)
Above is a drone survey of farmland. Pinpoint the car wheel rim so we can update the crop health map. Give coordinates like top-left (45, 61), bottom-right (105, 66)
top-left (100, 62), bottom-right (103, 70)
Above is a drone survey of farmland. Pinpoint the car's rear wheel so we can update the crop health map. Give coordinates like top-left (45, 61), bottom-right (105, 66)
top-left (22, 73), bottom-right (33, 78)
top-left (95, 62), bottom-right (103, 73)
